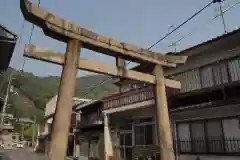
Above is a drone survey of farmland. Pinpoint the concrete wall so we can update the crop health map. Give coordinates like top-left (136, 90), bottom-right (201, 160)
top-left (1, 132), bottom-right (20, 149)
top-left (45, 95), bottom-right (58, 117)
top-left (178, 155), bottom-right (239, 160)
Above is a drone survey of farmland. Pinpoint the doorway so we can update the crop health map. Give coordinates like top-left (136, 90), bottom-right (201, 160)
top-left (119, 131), bottom-right (132, 160)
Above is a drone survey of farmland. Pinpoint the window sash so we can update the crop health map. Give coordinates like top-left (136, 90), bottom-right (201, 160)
top-left (135, 124), bottom-right (154, 145)
top-left (177, 118), bottom-right (240, 154)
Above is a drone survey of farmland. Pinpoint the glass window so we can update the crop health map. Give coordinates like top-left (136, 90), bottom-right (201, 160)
top-left (120, 134), bottom-right (124, 146)
top-left (135, 126), bottom-right (145, 145)
top-left (145, 125), bottom-right (154, 145)
top-left (135, 118), bottom-right (155, 145)
top-left (206, 120), bottom-right (224, 153)
top-left (177, 118), bottom-right (240, 154)
top-left (190, 122), bottom-right (206, 153)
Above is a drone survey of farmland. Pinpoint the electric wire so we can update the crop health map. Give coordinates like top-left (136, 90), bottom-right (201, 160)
top-left (20, 0), bottom-right (41, 72)
top-left (147, 0), bottom-right (214, 50)
top-left (166, 0), bottom-right (240, 50)
top-left (79, 1), bottom-right (216, 101)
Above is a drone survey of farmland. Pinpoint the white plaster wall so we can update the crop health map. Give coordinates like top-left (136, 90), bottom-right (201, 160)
top-left (45, 95), bottom-right (58, 117)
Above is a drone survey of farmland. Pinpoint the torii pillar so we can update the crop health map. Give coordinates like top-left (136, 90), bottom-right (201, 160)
top-left (154, 65), bottom-right (175, 160)
top-left (19, 1), bottom-right (187, 160)
top-left (48, 40), bottom-right (81, 160)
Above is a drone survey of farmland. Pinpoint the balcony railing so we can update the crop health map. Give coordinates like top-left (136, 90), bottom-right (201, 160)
top-left (177, 137), bottom-right (240, 154)
top-left (103, 57), bottom-right (240, 110)
top-left (78, 112), bottom-right (103, 128)
top-left (103, 86), bottom-right (154, 110)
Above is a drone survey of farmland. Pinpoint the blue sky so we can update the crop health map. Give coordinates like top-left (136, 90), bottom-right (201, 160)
top-left (1, 0), bottom-right (240, 77)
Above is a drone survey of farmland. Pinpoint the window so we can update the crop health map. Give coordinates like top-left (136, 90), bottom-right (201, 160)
top-left (200, 66), bottom-right (214, 88)
top-left (131, 84), bottom-right (137, 89)
top-left (12, 135), bottom-right (16, 140)
top-left (121, 84), bottom-right (131, 93)
top-left (135, 118), bottom-right (155, 145)
top-left (212, 63), bottom-right (229, 85)
top-left (177, 118), bottom-right (240, 154)
top-left (228, 57), bottom-right (240, 82)
top-left (191, 122), bottom-right (206, 153)
top-left (120, 132), bottom-right (132, 160)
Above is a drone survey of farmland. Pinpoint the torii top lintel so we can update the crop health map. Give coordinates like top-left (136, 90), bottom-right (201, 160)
top-left (20, 0), bottom-right (187, 67)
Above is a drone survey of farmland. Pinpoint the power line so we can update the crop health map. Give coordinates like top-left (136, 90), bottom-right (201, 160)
top-left (80, 0), bottom-right (216, 101)
top-left (218, 1), bottom-right (227, 33)
top-left (21, 0), bottom-right (41, 72)
top-left (147, 0), bottom-right (214, 50)
top-left (166, 0), bottom-right (240, 50)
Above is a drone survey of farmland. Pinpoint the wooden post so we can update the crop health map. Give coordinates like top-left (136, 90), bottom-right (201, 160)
top-left (116, 57), bottom-right (126, 93)
top-left (48, 39), bottom-right (81, 160)
top-left (104, 113), bottom-right (113, 160)
top-left (154, 65), bottom-right (175, 160)
top-left (74, 112), bottom-right (81, 158)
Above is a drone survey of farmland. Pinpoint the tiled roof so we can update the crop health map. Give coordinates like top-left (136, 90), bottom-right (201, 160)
top-left (130, 28), bottom-right (240, 74)
top-left (0, 24), bottom-right (18, 72)
top-left (0, 24), bottom-right (17, 39)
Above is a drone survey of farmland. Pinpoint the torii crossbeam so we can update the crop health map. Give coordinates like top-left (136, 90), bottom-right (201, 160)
top-left (20, 1), bottom-right (187, 160)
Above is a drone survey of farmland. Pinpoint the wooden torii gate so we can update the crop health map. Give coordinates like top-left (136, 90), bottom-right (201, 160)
top-left (20, 1), bottom-right (187, 160)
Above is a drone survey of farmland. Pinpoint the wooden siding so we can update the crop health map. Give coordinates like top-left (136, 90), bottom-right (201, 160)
top-left (228, 58), bottom-right (240, 81)
top-left (103, 56), bottom-right (240, 110)
top-left (104, 86), bottom-right (154, 110)
top-left (170, 56), bottom-right (240, 93)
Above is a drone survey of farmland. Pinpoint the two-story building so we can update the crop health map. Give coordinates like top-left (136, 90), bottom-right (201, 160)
top-left (38, 28), bottom-right (240, 160)
top-left (101, 28), bottom-right (240, 160)
top-left (37, 95), bottom-right (91, 156)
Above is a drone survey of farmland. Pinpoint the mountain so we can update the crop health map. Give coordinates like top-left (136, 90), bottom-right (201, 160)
top-left (0, 68), bottom-right (117, 122)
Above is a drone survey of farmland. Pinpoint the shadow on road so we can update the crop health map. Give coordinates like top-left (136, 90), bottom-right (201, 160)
top-left (1, 149), bottom-right (47, 160)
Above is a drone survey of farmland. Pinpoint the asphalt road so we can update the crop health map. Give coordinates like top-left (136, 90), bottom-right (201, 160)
top-left (0, 149), bottom-right (47, 160)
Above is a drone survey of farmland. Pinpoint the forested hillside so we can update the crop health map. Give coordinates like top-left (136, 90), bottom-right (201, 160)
top-left (0, 68), bottom-right (117, 122)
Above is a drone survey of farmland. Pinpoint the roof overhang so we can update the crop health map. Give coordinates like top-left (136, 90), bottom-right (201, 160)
top-left (0, 25), bottom-right (18, 72)
top-left (117, 28), bottom-right (240, 80)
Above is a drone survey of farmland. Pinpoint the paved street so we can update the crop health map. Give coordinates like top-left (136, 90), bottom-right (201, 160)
top-left (0, 149), bottom-right (47, 160)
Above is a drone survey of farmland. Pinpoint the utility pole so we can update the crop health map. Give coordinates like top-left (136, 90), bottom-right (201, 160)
top-left (32, 115), bottom-right (36, 148)
top-left (214, 0), bottom-right (227, 33)
top-left (0, 73), bottom-right (13, 130)
top-left (219, 2), bottom-right (227, 33)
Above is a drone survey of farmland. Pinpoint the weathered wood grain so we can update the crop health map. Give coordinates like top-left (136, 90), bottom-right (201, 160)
top-left (23, 45), bottom-right (181, 89)
top-left (20, 0), bottom-right (187, 66)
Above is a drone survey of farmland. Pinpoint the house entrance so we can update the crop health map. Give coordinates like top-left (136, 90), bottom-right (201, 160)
top-left (119, 131), bottom-right (132, 160)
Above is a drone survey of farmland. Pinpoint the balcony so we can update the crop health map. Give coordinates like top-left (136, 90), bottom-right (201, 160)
top-left (103, 86), bottom-right (154, 110)
top-left (103, 56), bottom-right (240, 111)
top-left (78, 112), bottom-right (103, 129)
top-left (169, 56), bottom-right (240, 95)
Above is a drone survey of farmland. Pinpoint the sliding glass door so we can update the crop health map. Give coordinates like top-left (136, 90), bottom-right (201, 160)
top-left (120, 131), bottom-right (132, 160)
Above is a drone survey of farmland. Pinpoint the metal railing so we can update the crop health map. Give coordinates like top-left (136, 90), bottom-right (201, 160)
top-left (177, 137), bottom-right (240, 154)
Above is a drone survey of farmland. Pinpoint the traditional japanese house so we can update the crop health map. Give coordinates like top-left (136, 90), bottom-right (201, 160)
top-left (102, 28), bottom-right (240, 160)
